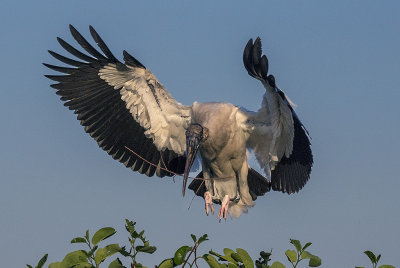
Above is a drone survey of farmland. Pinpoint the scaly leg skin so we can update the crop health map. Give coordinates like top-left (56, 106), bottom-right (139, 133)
top-left (204, 191), bottom-right (214, 216)
top-left (218, 195), bottom-right (230, 222)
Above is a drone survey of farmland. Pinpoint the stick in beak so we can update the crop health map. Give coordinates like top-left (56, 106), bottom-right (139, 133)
top-left (182, 124), bottom-right (204, 197)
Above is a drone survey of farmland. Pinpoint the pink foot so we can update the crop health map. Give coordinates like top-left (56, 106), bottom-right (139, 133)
top-left (218, 195), bottom-right (230, 222)
top-left (204, 191), bottom-right (214, 216)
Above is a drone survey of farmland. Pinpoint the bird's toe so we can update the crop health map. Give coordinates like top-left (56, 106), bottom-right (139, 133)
top-left (218, 195), bottom-right (230, 222)
top-left (204, 191), bottom-right (214, 216)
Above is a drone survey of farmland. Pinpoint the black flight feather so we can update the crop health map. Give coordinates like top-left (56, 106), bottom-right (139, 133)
top-left (243, 37), bottom-right (269, 81)
top-left (42, 63), bottom-right (76, 74)
top-left (89, 25), bottom-right (118, 62)
top-left (69, 25), bottom-right (107, 60)
top-left (271, 114), bottom-right (313, 194)
top-left (57, 37), bottom-right (96, 63)
top-left (123, 50), bottom-right (146, 69)
top-left (48, 50), bottom-right (88, 67)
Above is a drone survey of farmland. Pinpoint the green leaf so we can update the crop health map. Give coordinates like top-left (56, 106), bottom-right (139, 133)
top-left (301, 251), bottom-right (313, 259)
top-left (136, 245), bottom-right (157, 254)
top-left (309, 255), bottom-right (321, 267)
top-left (191, 234), bottom-right (197, 243)
top-left (85, 230), bottom-right (90, 242)
top-left (378, 266), bottom-right (395, 268)
top-left (202, 254), bottom-right (221, 268)
top-left (71, 237), bottom-right (87, 244)
top-left (92, 227), bottom-right (116, 245)
top-left (364, 251), bottom-right (377, 264)
top-left (158, 258), bottom-right (174, 268)
top-left (94, 244), bottom-right (121, 265)
top-left (290, 239), bottom-right (302, 252)
top-left (259, 251), bottom-right (271, 261)
top-left (223, 248), bottom-right (238, 264)
top-left (231, 252), bottom-right (242, 262)
top-left (269, 262), bottom-right (286, 268)
top-left (131, 231), bottom-right (139, 239)
top-left (301, 251), bottom-right (321, 267)
top-left (48, 263), bottom-right (64, 268)
top-left (125, 219), bottom-right (136, 234)
top-left (37, 254), bottom-right (48, 268)
top-left (73, 264), bottom-right (92, 268)
top-left (62, 250), bottom-right (89, 267)
top-left (302, 242), bottom-right (312, 251)
top-left (209, 250), bottom-right (229, 261)
top-left (109, 258), bottom-right (125, 268)
top-left (173, 246), bottom-right (192, 265)
top-left (236, 248), bottom-right (254, 268)
top-left (376, 254), bottom-right (381, 263)
top-left (285, 250), bottom-right (297, 263)
top-left (198, 234), bottom-right (209, 245)
top-left (209, 249), bottom-right (240, 265)
top-left (119, 246), bottom-right (131, 257)
top-left (26, 265), bottom-right (33, 268)
top-left (355, 267), bottom-right (365, 268)
top-left (227, 264), bottom-right (237, 268)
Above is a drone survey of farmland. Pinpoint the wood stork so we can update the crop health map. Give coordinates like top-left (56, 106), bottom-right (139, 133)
top-left (44, 25), bottom-right (313, 220)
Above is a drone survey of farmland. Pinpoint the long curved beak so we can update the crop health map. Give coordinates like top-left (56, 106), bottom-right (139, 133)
top-left (182, 127), bottom-right (202, 197)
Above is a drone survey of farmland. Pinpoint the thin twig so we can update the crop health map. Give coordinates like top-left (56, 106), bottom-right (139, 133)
top-left (182, 243), bottom-right (198, 268)
top-left (159, 151), bottom-right (167, 170)
top-left (125, 146), bottom-right (181, 177)
top-left (188, 195), bottom-right (196, 211)
top-left (195, 180), bottom-right (205, 195)
top-left (194, 243), bottom-right (199, 268)
top-left (124, 145), bottom-right (232, 182)
top-left (187, 179), bottom-right (205, 210)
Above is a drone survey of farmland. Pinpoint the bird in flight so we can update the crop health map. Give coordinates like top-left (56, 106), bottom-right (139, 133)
top-left (44, 25), bottom-right (313, 221)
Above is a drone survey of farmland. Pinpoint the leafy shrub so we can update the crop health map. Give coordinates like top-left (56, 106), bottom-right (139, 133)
top-left (27, 219), bottom-right (394, 268)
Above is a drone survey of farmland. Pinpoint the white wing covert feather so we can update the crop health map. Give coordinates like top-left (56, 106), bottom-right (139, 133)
top-left (99, 64), bottom-right (191, 155)
top-left (243, 81), bottom-right (294, 176)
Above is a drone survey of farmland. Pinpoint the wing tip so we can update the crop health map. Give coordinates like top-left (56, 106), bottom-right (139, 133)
top-left (88, 25), bottom-right (118, 62)
top-left (68, 24), bottom-right (77, 34)
top-left (243, 37), bottom-right (269, 81)
top-left (123, 50), bottom-right (146, 69)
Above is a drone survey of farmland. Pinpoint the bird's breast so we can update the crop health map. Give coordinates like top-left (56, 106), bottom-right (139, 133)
top-left (190, 102), bottom-right (249, 174)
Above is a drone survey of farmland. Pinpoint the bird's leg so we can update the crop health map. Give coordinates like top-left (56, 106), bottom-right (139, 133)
top-left (204, 191), bottom-right (214, 215)
top-left (218, 195), bottom-right (230, 222)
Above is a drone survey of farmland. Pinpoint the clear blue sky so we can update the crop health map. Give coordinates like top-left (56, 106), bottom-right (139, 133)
top-left (1, 1), bottom-right (399, 267)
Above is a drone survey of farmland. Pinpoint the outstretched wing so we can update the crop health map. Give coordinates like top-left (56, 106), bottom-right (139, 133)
top-left (44, 25), bottom-right (190, 177)
top-left (242, 37), bottom-right (313, 194)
